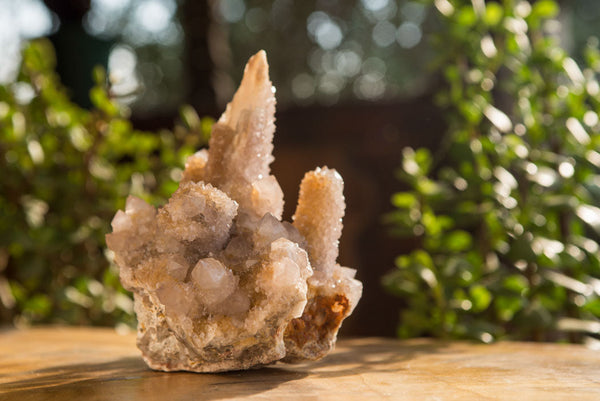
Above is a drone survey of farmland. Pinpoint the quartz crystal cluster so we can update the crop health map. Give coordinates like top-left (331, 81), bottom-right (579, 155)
top-left (106, 51), bottom-right (362, 372)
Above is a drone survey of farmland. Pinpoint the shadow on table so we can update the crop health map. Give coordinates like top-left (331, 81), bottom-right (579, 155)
top-left (1, 357), bottom-right (307, 401)
top-left (1, 339), bottom-right (448, 400)
top-left (294, 338), bottom-right (450, 379)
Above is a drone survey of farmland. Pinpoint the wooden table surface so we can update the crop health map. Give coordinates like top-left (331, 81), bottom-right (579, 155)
top-left (0, 327), bottom-right (599, 400)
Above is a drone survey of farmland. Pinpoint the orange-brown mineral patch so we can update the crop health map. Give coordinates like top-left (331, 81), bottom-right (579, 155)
top-left (284, 294), bottom-right (350, 354)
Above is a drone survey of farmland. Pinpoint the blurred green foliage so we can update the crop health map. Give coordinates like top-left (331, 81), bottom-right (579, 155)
top-left (384, 0), bottom-right (600, 343)
top-left (0, 39), bottom-right (211, 326)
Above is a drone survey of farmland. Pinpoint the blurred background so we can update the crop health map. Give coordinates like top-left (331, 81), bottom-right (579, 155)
top-left (2, 0), bottom-right (600, 342)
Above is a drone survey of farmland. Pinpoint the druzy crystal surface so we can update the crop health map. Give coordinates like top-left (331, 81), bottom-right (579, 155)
top-left (106, 51), bottom-right (362, 372)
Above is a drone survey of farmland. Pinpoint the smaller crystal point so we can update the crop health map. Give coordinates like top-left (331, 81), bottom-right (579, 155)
top-left (182, 149), bottom-right (208, 183)
top-left (106, 51), bottom-right (361, 373)
top-left (284, 167), bottom-right (362, 362)
top-left (293, 167), bottom-right (345, 274)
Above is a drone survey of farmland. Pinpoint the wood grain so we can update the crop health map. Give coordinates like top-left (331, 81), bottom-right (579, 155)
top-left (1, 327), bottom-right (599, 400)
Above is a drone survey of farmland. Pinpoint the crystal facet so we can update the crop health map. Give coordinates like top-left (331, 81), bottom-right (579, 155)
top-left (106, 51), bottom-right (362, 372)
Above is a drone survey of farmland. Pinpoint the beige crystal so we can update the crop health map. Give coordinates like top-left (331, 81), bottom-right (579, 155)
top-left (106, 50), bottom-right (362, 372)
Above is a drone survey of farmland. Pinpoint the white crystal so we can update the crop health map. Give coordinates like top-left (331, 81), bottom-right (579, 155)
top-left (253, 213), bottom-right (293, 250)
top-left (125, 195), bottom-right (155, 217)
top-left (111, 210), bottom-right (133, 232)
top-left (191, 258), bottom-right (237, 306)
top-left (156, 281), bottom-right (196, 316)
top-left (165, 259), bottom-right (187, 281)
top-left (251, 175), bottom-right (284, 219)
top-left (217, 289), bottom-right (250, 316)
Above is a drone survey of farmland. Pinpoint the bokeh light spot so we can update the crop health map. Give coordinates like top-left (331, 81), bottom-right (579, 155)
top-left (372, 21), bottom-right (396, 47)
top-left (291, 73), bottom-right (315, 99)
top-left (307, 12), bottom-right (343, 50)
top-left (335, 50), bottom-right (362, 77)
top-left (401, 2), bottom-right (426, 24)
top-left (108, 45), bottom-right (140, 103)
top-left (245, 8), bottom-right (268, 33)
top-left (361, 0), bottom-right (389, 12)
top-left (396, 22), bottom-right (422, 49)
top-left (134, 0), bottom-right (175, 34)
top-left (219, 0), bottom-right (246, 23)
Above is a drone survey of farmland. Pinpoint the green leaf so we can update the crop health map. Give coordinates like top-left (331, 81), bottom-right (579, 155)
top-left (402, 147), bottom-right (432, 177)
top-left (391, 192), bottom-right (418, 209)
top-left (92, 66), bottom-right (106, 85)
top-left (200, 117), bottom-right (214, 143)
top-left (483, 3), bottom-right (504, 26)
top-left (90, 86), bottom-right (119, 117)
top-left (24, 293), bottom-right (52, 317)
top-left (470, 285), bottom-right (492, 312)
top-left (443, 230), bottom-right (473, 252)
top-left (412, 249), bottom-right (435, 270)
top-left (503, 275), bottom-right (528, 294)
top-left (456, 5), bottom-right (477, 28)
top-left (531, 0), bottom-right (559, 20)
top-left (495, 295), bottom-right (524, 322)
top-left (180, 105), bottom-right (201, 130)
top-left (416, 178), bottom-right (443, 196)
top-left (582, 298), bottom-right (600, 316)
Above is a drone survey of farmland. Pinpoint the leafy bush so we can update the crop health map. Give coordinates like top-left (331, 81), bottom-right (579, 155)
top-left (0, 40), bottom-right (211, 326)
top-left (384, 0), bottom-right (600, 343)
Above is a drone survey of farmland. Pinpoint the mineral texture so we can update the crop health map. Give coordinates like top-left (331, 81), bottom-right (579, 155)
top-left (106, 51), bottom-right (362, 372)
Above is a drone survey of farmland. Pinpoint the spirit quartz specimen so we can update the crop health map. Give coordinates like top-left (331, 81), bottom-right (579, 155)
top-left (106, 51), bottom-right (362, 372)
